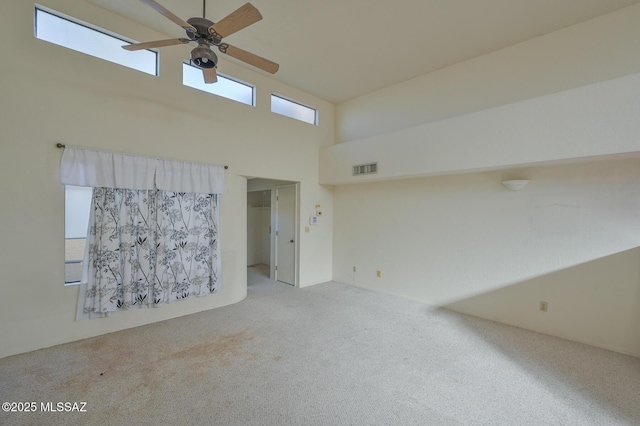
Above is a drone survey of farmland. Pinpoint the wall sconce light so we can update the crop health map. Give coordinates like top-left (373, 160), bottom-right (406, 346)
top-left (501, 179), bottom-right (530, 191)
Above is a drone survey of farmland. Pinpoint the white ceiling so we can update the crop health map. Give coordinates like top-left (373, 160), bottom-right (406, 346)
top-left (88, 0), bottom-right (640, 103)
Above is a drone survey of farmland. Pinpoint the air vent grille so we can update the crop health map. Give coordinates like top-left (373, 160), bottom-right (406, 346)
top-left (353, 162), bottom-right (377, 176)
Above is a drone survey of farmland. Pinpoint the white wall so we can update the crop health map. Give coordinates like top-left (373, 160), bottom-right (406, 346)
top-left (325, 5), bottom-right (640, 359)
top-left (447, 247), bottom-right (640, 357)
top-left (0, 0), bottom-right (334, 358)
top-left (332, 158), bottom-right (640, 356)
top-left (323, 0), bottom-right (640, 358)
top-left (321, 72), bottom-right (640, 185)
top-left (324, 3), bottom-right (640, 186)
top-left (248, 179), bottom-right (294, 191)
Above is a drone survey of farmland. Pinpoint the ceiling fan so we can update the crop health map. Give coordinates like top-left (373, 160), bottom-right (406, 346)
top-left (122, 0), bottom-right (279, 83)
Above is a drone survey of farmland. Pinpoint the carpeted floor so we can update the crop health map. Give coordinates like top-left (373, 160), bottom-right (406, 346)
top-left (1, 268), bottom-right (639, 425)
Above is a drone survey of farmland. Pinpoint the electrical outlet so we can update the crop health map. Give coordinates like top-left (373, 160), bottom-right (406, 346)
top-left (540, 301), bottom-right (548, 312)
top-left (376, 270), bottom-right (382, 278)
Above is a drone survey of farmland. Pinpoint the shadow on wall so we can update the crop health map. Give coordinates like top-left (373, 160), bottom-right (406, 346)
top-left (433, 305), bottom-right (640, 424)
top-left (444, 246), bottom-right (640, 357)
top-left (436, 247), bottom-right (640, 421)
top-left (439, 248), bottom-right (640, 421)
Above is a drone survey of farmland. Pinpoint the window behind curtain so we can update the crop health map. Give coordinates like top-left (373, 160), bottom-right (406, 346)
top-left (64, 185), bottom-right (92, 284)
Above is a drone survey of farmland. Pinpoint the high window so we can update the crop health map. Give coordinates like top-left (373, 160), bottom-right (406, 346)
top-left (271, 94), bottom-right (317, 125)
top-left (35, 7), bottom-right (157, 76)
top-left (183, 63), bottom-right (255, 106)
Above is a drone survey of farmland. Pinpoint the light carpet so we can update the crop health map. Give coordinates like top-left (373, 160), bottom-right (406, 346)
top-left (1, 267), bottom-right (639, 425)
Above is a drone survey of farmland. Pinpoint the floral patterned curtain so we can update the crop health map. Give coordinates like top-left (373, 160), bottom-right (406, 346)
top-left (83, 188), bottom-right (220, 314)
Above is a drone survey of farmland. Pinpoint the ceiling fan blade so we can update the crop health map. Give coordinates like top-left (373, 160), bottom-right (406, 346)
top-left (139, 0), bottom-right (196, 31)
top-left (219, 43), bottom-right (279, 74)
top-left (209, 3), bottom-right (262, 38)
top-left (203, 68), bottom-right (218, 84)
top-left (122, 38), bottom-right (190, 51)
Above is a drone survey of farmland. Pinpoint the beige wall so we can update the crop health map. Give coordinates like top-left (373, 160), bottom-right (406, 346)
top-left (323, 3), bottom-right (640, 185)
top-left (325, 1), bottom-right (640, 357)
top-left (321, 71), bottom-right (640, 185)
top-left (447, 247), bottom-right (640, 357)
top-left (336, 3), bottom-right (640, 143)
top-left (0, 0), bottom-right (334, 358)
top-left (2, 0), bottom-right (638, 360)
top-left (332, 159), bottom-right (640, 356)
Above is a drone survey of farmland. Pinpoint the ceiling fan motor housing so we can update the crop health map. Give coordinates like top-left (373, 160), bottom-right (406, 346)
top-left (187, 17), bottom-right (216, 38)
top-left (186, 17), bottom-right (219, 69)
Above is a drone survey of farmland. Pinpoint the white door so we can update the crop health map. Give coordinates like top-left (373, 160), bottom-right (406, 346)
top-left (275, 185), bottom-right (296, 285)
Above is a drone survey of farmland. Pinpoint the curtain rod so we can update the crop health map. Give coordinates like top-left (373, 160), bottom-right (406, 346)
top-left (56, 143), bottom-right (229, 170)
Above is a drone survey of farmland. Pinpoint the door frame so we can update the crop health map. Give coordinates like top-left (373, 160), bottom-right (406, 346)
top-left (274, 183), bottom-right (299, 287)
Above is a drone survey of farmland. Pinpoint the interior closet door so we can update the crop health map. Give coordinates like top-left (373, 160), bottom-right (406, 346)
top-left (275, 185), bottom-right (296, 285)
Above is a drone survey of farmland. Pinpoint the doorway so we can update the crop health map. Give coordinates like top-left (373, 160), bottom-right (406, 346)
top-left (247, 190), bottom-right (271, 277)
top-left (246, 179), bottom-right (298, 287)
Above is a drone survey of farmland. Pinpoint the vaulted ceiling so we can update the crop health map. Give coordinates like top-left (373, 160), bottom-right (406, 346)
top-left (88, 0), bottom-right (640, 103)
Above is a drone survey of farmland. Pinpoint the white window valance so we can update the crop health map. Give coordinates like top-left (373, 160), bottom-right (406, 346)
top-left (60, 146), bottom-right (224, 194)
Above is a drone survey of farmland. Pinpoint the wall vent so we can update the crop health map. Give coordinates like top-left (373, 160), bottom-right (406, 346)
top-left (352, 162), bottom-right (377, 176)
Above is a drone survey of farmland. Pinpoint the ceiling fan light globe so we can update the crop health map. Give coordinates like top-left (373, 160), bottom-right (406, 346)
top-left (191, 45), bottom-right (217, 69)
